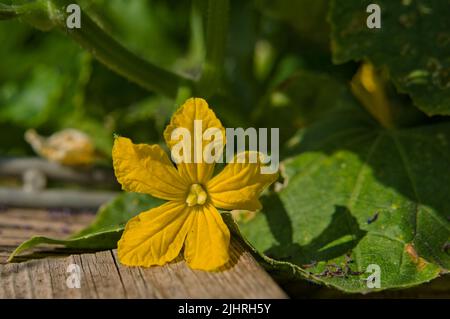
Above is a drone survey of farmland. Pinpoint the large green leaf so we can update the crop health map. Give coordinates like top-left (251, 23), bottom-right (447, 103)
top-left (8, 192), bottom-right (164, 261)
top-left (329, 0), bottom-right (450, 116)
top-left (238, 107), bottom-right (450, 293)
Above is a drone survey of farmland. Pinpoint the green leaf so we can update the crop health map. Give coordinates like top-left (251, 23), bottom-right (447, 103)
top-left (329, 0), bottom-right (450, 116)
top-left (8, 192), bottom-right (164, 261)
top-left (7, 228), bottom-right (124, 262)
top-left (74, 192), bottom-right (164, 237)
top-left (238, 107), bottom-right (450, 293)
top-left (0, 65), bottom-right (64, 127)
top-left (256, 0), bottom-right (330, 48)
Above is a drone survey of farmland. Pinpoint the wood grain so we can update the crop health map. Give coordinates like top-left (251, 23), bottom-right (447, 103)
top-left (0, 157), bottom-right (115, 185)
top-left (0, 188), bottom-right (118, 209)
top-left (0, 208), bottom-right (287, 299)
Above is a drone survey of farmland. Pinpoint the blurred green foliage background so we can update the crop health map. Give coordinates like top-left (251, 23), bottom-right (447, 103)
top-left (2, 0), bottom-right (450, 296)
top-left (0, 0), bottom-right (357, 159)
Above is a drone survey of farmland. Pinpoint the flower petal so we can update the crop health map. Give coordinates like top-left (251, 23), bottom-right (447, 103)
top-left (118, 201), bottom-right (193, 267)
top-left (184, 203), bottom-right (230, 270)
top-left (207, 152), bottom-right (279, 211)
top-left (163, 97), bottom-right (225, 184)
top-left (113, 137), bottom-right (187, 200)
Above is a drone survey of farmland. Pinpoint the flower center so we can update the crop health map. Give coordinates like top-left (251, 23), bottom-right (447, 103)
top-left (186, 184), bottom-right (207, 207)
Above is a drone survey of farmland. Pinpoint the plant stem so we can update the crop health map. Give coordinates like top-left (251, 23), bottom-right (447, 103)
top-left (0, 1), bottom-right (193, 98)
top-left (197, 0), bottom-right (229, 96)
top-left (188, 0), bottom-right (206, 70)
top-left (0, 3), bottom-right (17, 19)
top-left (66, 14), bottom-right (190, 98)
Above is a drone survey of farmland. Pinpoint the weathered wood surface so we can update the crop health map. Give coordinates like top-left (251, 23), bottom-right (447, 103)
top-left (0, 208), bottom-right (287, 298)
top-left (0, 157), bottom-right (115, 185)
top-left (0, 188), bottom-right (118, 209)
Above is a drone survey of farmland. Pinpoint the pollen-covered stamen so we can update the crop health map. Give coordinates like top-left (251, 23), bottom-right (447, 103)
top-left (186, 184), bottom-right (207, 207)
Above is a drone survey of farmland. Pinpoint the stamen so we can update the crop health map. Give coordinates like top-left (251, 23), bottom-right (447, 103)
top-left (186, 184), bottom-right (208, 207)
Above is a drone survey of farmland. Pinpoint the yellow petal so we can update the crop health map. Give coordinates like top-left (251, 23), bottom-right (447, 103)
top-left (118, 201), bottom-right (193, 267)
top-left (207, 152), bottom-right (279, 211)
top-left (163, 97), bottom-right (225, 184)
top-left (113, 137), bottom-right (187, 200)
top-left (351, 62), bottom-right (394, 129)
top-left (184, 203), bottom-right (230, 270)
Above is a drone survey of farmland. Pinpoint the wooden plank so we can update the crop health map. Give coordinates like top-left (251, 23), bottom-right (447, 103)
top-left (0, 157), bottom-right (115, 185)
top-left (0, 187), bottom-right (118, 209)
top-left (0, 208), bottom-right (287, 298)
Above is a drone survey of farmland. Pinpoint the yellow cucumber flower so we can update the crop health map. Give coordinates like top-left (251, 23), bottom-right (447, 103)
top-left (112, 98), bottom-right (278, 271)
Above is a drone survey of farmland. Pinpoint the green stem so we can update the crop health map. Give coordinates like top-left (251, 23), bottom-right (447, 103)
top-left (66, 14), bottom-right (190, 98)
top-left (0, 3), bottom-right (17, 19)
top-left (1, 1), bottom-right (193, 98)
top-left (197, 0), bottom-right (229, 97)
top-left (188, 0), bottom-right (206, 69)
